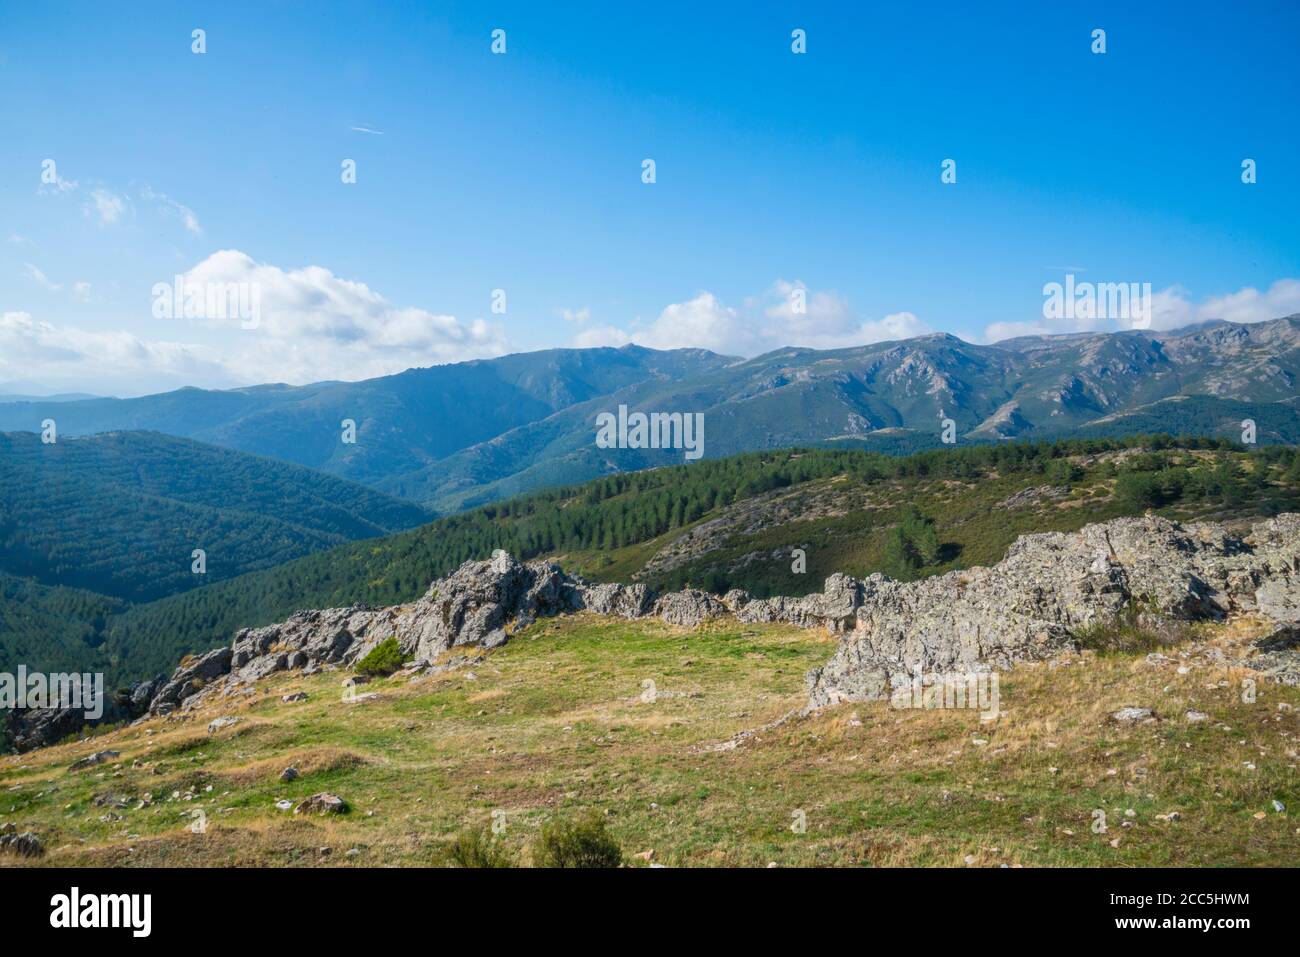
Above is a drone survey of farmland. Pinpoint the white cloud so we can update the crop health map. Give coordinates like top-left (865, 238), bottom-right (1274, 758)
top-left (22, 263), bottom-right (61, 292)
top-left (37, 174), bottom-right (195, 234)
top-left (140, 185), bottom-right (201, 235)
top-left (576, 281), bottom-right (929, 356)
top-left (764, 280), bottom-right (929, 349)
top-left (856, 311), bottom-right (930, 344)
top-left (84, 189), bottom-right (127, 225)
top-left (163, 249), bottom-right (509, 383)
top-left (1, 252), bottom-right (512, 394)
top-left (559, 306), bottom-right (591, 324)
top-left (636, 291), bottom-right (747, 352)
top-left (0, 311), bottom-right (220, 394)
top-left (981, 319), bottom-right (1053, 342)
top-left (981, 278), bottom-right (1300, 342)
top-left (562, 306), bottom-right (644, 350)
top-left (1177, 278), bottom-right (1300, 326)
top-left (72, 281), bottom-right (92, 302)
top-left (574, 324), bottom-right (633, 348)
top-left (37, 169), bottom-right (78, 194)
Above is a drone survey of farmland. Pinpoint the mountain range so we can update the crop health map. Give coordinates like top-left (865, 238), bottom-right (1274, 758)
top-left (0, 346), bottom-right (731, 494)
top-left (386, 317), bottom-right (1300, 510)
top-left (2, 317), bottom-right (1296, 512)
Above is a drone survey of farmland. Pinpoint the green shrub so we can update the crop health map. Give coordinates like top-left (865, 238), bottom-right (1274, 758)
top-left (437, 826), bottom-right (515, 868)
top-left (355, 637), bottom-right (408, 677)
top-left (533, 811), bottom-right (623, 868)
top-left (1075, 604), bottom-right (1187, 656)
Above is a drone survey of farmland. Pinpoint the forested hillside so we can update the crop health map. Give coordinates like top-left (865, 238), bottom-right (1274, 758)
top-left (0, 571), bottom-right (120, 676)
top-left (0, 431), bottom-right (430, 603)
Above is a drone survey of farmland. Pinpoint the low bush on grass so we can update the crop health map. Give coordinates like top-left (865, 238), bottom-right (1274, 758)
top-left (532, 811), bottom-right (623, 868)
top-left (355, 637), bottom-right (408, 677)
top-left (1075, 603), bottom-right (1188, 656)
top-left (437, 826), bottom-right (516, 868)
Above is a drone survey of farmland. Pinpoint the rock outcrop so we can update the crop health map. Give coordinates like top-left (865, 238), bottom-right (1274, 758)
top-left (4, 705), bottom-right (87, 753)
top-left (295, 792), bottom-right (347, 815)
top-left (67, 749), bottom-right (119, 771)
top-left (146, 553), bottom-right (631, 715)
top-left (653, 589), bottom-right (726, 628)
top-left (804, 512), bottom-right (1300, 708)
top-left (149, 647), bottom-right (232, 715)
top-left (0, 823), bottom-right (44, 858)
top-left (129, 513), bottom-right (1300, 719)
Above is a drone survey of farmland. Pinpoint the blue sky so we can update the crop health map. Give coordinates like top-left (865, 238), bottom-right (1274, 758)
top-left (1, 0), bottom-right (1297, 395)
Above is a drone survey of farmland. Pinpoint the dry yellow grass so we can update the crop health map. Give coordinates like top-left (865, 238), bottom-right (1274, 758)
top-left (2, 614), bottom-right (1296, 867)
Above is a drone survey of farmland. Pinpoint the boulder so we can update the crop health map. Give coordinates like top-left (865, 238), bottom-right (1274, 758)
top-left (720, 589), bottom-right (751, 612)
top-left (149, 646), bottom-right (233, 715)
top-left (127, 675), bottom-right (165, 715)
top-left (0, 829), bottom-right (44, 858)
top-left (1248, 625), bottom-right (1300, 685)
top-left (1256, 577), bottom-right (1300, 625)
top-left (581, 582), bottom-right (657, 618)
top-left (295, 792), bottom-right (347, 815)
top-left (1111, 707), bottom-right (1157, 723)
top-left (801, 573), bottom-right (864, 633)
top-left (68, 749), bottom-right (119, 771)
top-left (397, 555), bottom-right (585, 662)
top-left (654, 589), bottom-right (725, 628)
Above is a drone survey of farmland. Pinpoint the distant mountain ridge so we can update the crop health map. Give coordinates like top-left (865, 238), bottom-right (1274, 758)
top-left (0, 345), bottom-right (734, 489)
top-left (0, 392), bottom-right (101, 403)
top-left (1, 317), bottom-right (1296, 510)
top-left (388, 316), bottom-right (1300, 510)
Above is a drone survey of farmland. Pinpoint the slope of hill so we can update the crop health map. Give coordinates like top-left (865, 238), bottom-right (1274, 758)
top-left (4, 599), bottom-right (1295, 866)
top-left (0, 346), bottom-right (734, 488)
top-left (0, 571), bottom-right (121, 677)
top-left (0, 431), bottom-right (432, 604)
top-left (87, 437), bottom-right (1300, 686)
